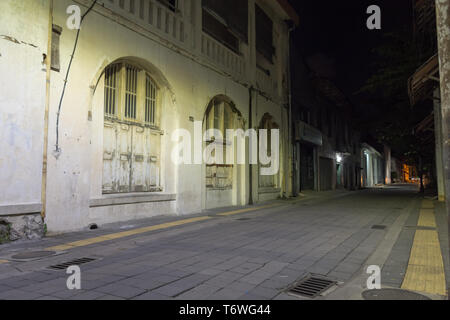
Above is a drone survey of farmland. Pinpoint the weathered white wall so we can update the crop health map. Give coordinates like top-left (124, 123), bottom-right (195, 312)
top-left (0, 0), bottom-right (48, 209)
top-left (0, 0), bottom-right (291, 234)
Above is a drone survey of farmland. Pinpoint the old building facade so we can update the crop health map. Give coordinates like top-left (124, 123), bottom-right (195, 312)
top-left (290, 55), bottom-right (363, 194)
top-left (0, 0), bottom-right (298, 236)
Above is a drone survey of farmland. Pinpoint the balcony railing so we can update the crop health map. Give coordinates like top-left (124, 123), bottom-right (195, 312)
top-left (201, 33), bottom-right (245, 80)
top-left (79, 0), bottom-right (285, 99)
top-left (102, 0), bottom-right (188, 47)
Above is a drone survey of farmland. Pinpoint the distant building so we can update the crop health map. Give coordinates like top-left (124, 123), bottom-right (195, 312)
top-left (290, 55), bottom-right (362, 193)
top-left (360, 144), bottom-right (385, 187)
top-left (402, 164), bottom-right (418, 183)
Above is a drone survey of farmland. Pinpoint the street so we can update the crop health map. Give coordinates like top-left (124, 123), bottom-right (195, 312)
top-left (0, 184), bottom-right (447, 300)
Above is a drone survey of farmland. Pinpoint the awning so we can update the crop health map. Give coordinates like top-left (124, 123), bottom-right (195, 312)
top-left (295, 121), bottom-right (323, 146)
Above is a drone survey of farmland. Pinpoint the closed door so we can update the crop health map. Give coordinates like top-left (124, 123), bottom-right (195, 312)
top-left (320, 157), bottom-right (333, 191)
top-left (300, 144), bottom-right (315, 190)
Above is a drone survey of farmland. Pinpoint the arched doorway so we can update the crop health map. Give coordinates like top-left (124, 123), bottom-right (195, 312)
top-left (203, 96), bottom-right (244, 209)
top-left (259, 113), bottom-right (280, 190)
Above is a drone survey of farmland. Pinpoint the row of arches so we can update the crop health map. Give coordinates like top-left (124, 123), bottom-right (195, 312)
top-left (93, 58), bottom-right (281, 208)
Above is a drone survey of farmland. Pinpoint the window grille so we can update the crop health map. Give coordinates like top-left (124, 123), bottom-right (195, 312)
top-left (145, 75), bottom-right (157, 124)
top-left (125, 65), bottom-right (138, 119)
top-left (105, 64), bottom-right (118, 116)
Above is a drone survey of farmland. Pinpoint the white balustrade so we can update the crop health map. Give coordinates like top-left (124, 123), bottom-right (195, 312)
top-left (102, 0), bottom-right (188, 46)
top-left (201, 33), bottom-right (245, 80)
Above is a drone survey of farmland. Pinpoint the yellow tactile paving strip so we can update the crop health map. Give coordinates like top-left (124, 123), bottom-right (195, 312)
top-left (47, 204), bottom-right (281, 252)
top-left (46, 216), bottom-right (212, 251)
top-left (216, 204), bottom-right (278, 216)
top-left (401, 200), bottom-right (447, 296)
top-left (0, 260), bottom-right (9, 264)
top-left (417, 209), bottom-right (437, 228)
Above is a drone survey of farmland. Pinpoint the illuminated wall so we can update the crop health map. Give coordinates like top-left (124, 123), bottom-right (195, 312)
top-left (0, 0), bottom-right (293, 233)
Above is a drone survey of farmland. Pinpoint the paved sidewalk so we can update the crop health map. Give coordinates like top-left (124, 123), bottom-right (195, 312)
top-left (381, 198), bottom-right (449, 296)
top-left (0, 185), bottom-right (443, 300)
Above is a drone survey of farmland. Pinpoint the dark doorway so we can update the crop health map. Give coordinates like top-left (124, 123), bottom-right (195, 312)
top-left (320, 157), bottom-right (334, 191)
top-left (300, 144), bottom-right (315, 190)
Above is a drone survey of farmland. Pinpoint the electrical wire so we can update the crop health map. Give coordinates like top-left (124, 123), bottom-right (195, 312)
top-left (55, 0), bottom-right (98, 153)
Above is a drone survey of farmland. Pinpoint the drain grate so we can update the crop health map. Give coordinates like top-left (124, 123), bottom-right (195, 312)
top-left (48, 257), bottom-right (96, 270)
top-left (371, 225), bottom-right (387, 230)
top-left (288, 275), bottom-right (337, 298)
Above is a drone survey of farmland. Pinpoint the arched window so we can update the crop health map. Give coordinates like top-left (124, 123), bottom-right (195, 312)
top-left (259, 113), bottom-right (279, 188)
top-left (102, 62), bottom-right (162, 194)
top-left (204, 97), bottom-right (239, 189)
top-left (104, 63), bottom-right (159, 127)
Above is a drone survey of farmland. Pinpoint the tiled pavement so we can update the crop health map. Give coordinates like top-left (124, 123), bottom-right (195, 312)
top-left (0, 185), bottom-right (445, 300)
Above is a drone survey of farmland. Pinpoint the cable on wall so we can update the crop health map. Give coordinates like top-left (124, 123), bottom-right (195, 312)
top-left (54, 0), bottom-right (98, 155)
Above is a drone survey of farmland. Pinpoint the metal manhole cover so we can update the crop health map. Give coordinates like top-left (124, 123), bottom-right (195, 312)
top-left (362, 289), bottom-right (431, 300)
top-left (287, 275), bottom-right (337, 298)
top-left (11, 251), bottom-right (56, 260)
top-left (371, 225), bottom-right (387, 230)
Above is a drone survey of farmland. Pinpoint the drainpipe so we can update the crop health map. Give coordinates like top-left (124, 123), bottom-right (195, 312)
top-left (249, 86), bottom-right (254, 205)
top-left (41, 0), bottom-right (53, 219)
top-left (435, 0), bottom-right (450, 298)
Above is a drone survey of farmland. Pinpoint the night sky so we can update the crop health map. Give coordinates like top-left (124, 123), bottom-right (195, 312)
top-left (288, 0), bottom-right (414, 114)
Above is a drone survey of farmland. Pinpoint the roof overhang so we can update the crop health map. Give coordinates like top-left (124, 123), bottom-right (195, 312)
top-left (361, 143), bottom-right (382, 157)
top-left (408, 54), bottom-right (439, 106)
top-left (276, 0), bottom-right (300, 26)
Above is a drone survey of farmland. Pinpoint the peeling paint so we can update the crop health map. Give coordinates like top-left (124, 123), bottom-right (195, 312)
top-left (1, 35), bottom-right (38, 48)
top-left (1, 35), bottom-right (20, 44)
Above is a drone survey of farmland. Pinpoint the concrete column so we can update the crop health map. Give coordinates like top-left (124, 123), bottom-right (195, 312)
top-left (384, 145), bottom-right (392, 184)
top-left (434, 89), bottom-right (445, 201)
top-left (247, 0), bottom-right (257, 84)
top-left (293, 141), bottom-right (300, 195)
top-left (249, 89), bottom-right (259, 204)
top-left (314, 147), bottom-right (320, 191)
top-left (368, 154), bottom-right (374, 187)
top-left (435, 0), bottom-right (450, 276)
top-left (191, 0), bottom-right (202, 54)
